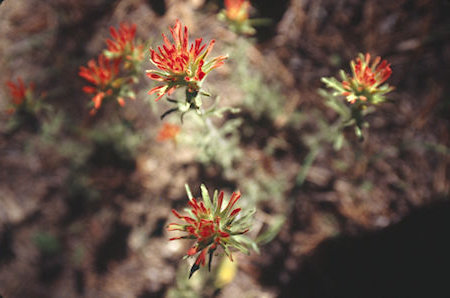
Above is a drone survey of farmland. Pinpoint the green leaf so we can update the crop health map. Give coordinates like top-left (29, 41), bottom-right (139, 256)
top-left (33, 232), bottom-right (61, 255)
top-left (227, 238), bottom-right (249, 255)
top-left (200, 184), bottom-right (212, 210)
top-left (178, 102), bottom-right (191, 113)
top-left (296, 147), bottom-right (320, 186)
top-left (333, 133), bottom-right (344, 151)
top-left (194, 95), bottom-right (202, 108)
top-left (185, 184), bottom-right (194, 200)
top-left (212, 190), bottom-right (219, 212)
top-left (231, 235), bottom-right (259, 254)
top-left (355, 125), bottom-right (364, 141)
top-left (256, 215), bottom-right (286, 245)
top-left (231, 208), bottom-right (256, 228)
top-left (123, 89), bottom-right (136, 100)
top-left (189, 263), bottom-right (200, 279)
top-left (103, 50), bottom-right (119, 59)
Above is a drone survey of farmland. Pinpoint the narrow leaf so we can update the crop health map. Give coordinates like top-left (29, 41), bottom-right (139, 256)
top-left (201, 184), bottom-right (212, 210)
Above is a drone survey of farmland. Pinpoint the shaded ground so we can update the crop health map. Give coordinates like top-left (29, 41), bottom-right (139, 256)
top-left (0, 0), bottom-right (449, 297)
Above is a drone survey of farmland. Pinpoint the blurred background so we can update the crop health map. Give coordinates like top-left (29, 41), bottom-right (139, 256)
top-left (0, 0), bottom-right (449, 297)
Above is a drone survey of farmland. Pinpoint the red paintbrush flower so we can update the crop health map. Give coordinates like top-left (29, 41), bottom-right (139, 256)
top-left (5, 77), bottom-right (37, 115)
top-left (6, 77), bottom-right (34, 106)
top-left (106, 23), bottom-right (144, 64)
top-left (4, 77), bottom-right (44, 116)
top-left (224, 0), bottom-right (250, 23)
top-left (341, 53), bottom-right (393, 104)
top-left (79, 54), bottom-right (124, 114)
top-left (157, 123), bottom-right (180, 142)
top-left (168, 185), bottom-right (253, 278)
top-left (146, 20), bottom-right (227, 101)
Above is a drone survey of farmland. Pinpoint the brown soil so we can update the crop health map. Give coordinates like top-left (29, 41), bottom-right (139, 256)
top-left (0, 0), bottom-right (449, 297)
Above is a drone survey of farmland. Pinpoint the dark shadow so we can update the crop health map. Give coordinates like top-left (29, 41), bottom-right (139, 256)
top-left (0, 227), bottom-right (15, 266)
top-left (147, 0), bottom-right (166, 16)
top-left (137, 288), bottom-right (166, 298)
top-left (150, 217), bottom-right (167, 238)
top-left (196, 162), bottom-right (238, 192)
top-left (45, 0), bottom-right (119, 116)
top-left (74, 269), bottom-right (85, 295)
top-left (252, 0), bottom-right (290, 42)
top-left (4, 111), bottom-right (40, 138)
top-left (279, 199), bottom-right (450, 298)
top-left (38, 254), bottom-right (64, 284)
top-left (61, 171), bottom-right (99, 224)
top-left (236, 111), bottom-right (308, 162)
top-left (94, 221), bottom-right (131, 274)
top-left (63, 184), bottom-right (90, 223)
top-left (88, 141), bottom-right (136, 171)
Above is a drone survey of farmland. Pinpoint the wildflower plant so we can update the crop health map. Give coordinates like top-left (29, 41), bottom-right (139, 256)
top-left (79, 55), bottom-right (123, 114)
top-left (322, 53), bottom-right (393, 106)
top-left (104, 23), bottom-right (145, 72)
top-left (157, 122), bottom-right (180, 142)
top-left (4, 77), bottom-right (48, 132)
top-left (218, 0), bottom-right (255, 35)
top-left (87, 120), bottom-right (141, 169)
top-left (321, 53), bottom-right (394, 140)
top-left (5, 77), bottom-right (42, 115)
top-left (146, 20), bottom-right (227, 118)
top-left (229, 38), bottom-right (285, 121)
top-left (175, 104), bottom-right (242, 171)
top-left (168, 184), bottom-right (257, 278)
top-left (79, 23), bottom-right (144, 115)
top-left (146, 19), bottom-right (242, 172)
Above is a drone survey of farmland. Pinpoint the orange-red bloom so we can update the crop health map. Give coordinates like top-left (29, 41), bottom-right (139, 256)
top-left (106, 23), bottom-right (144, 63)
top-left (225, 0), bottom-right (250, 23)
top-left (146, 20), bottom-right (227, 101)
top-left (342, 53), bottom-right (392, 104)
top-left (79, 54), bottom-right (122, 113)
top-left (168, 188), bottom-right (248, 277)
top-left (157, 123), bottom-right (180, 142)
top-left (6, 77), bottom-right (33, 106)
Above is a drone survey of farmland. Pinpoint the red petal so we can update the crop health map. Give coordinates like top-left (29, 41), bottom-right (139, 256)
top-left (92, 92), bottom-right (105, 109)
top-left (230, 208), bottom-right (241, 217)
top-left (171, 209), bottom-right (183, 219)
top-left (217, 191), bottom-right (224, 212)
top-left (187, 246), bottom-right (198, 256)
top-left (82, 86), bottom-right (96, 94)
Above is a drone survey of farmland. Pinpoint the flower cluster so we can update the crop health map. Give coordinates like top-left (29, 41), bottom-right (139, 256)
top-left (105, 23), bottom-right (144, 69)
top-left (79, 23), bottom-right (143, 115)
top-left (146, 20), bottom-right (227, 102)
top-left (321, 53), bottom-right (394, 141)
top-left (5, 77), bottom-right (36, 114)
top-left (342, 53), bottom-right (393, 104)
top-left (168, 185), bottom-right (253, 278)
top-left (157, 122), bottom-right (180, 142)
top-left (224, 0), bottom-right (250, 23)
top-left (219, 0), bottom-right (255, 35)
top-left (323, 53), bottom-right (393, 106)
top-left (6, 77), bottom-right (32, 106)
top-left (79, 54), bottom-right (122, 115)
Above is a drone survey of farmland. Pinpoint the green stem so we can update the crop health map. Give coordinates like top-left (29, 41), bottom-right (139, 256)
top-left (200, 106), bottom-right (227, 147)
top-left (296, 146), bottom-right (320, 186)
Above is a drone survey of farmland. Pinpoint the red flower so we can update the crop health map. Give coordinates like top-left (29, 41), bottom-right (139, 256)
top-left (342, 53), bottom-right (393, 104)
top-left (146, 20), bottom-right (227, 101)
top-left (168, 187), bottom-right (249, 278)
top-left (106, 23), bottom-right (144, 63)
top-left (157, 123), bottom-right (180, 142)
top-left (225, 0), bottom-right (250, 23)
top-left (6, 77), bottom-right (34, 106)
top-left (79, 54), bottom-right (122, 114)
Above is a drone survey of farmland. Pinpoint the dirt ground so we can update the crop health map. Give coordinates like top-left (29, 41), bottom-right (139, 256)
top-left (0, 0), bottom-right (449, 297)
